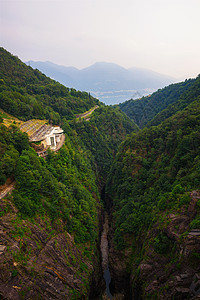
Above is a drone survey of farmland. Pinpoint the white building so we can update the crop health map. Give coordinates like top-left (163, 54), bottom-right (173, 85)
top-left (45, 127), bottom-right (64, 150)
top-left (20, 120), bottom-right (64, 151)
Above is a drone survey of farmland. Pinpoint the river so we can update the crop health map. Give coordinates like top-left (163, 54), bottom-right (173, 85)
top-left (100, 213), bottom-right (113, 299)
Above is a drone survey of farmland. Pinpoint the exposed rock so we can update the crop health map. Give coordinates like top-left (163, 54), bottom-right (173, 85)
top-left (129, 191), bottom-right (200, 299)
top-left (188, 191), bottom-right (200, 218)
top-left (180, 273), bottom-right (189, 279)
top-left (175, 287), bottom-right (190, 293)
top-left (176, 276), bottom-right (183, 282)
top-left (108, 215), bottom-right (132, 298)
top-left (145, 280), bottom-right (159, 293)
top-left (140, 263), bottom-right (153, 272)
top-left (0, 245), bottom-right (6, 255)
top-left (0, 284), bottom-right (20, 300)
top-left (190, 277), bottom-right (200, 296)
top-left (0, 209), bottom-right (101, 299)
top-left (0, 263), bottom-right (11, 282)
top-left (189, 230), bottom-right (200, 236)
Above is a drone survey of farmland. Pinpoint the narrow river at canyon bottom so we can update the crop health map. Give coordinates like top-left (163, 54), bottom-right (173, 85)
top-left (100, 213), bottom-right (113, 299)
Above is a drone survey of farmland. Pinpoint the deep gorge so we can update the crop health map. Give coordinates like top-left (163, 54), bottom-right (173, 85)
top-left (0, 48), bottom-right (200, 300)
top-left (87, 185), bottom-right (133, 300)
top-left (96, 188), bottom-right (132, 299)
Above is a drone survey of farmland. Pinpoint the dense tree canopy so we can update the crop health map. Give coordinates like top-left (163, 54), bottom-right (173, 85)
top-left (0, 47), bottom-right (200, 300)
top-left (119, 77), bottom-right (198, 128)
top-left (0, 124), bottom-right (29, 184)
top-left (106, 100), bottom-right (200, 249)
top-left (0, 47), bottom-right (136, 247)
top-left (0, 47), bottom-right (100, 123)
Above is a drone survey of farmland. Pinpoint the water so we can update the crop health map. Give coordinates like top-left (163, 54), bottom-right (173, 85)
top-left (100, 213), bottom-right (113, 299)
top-left (104, 267), bottom-right (112, 299)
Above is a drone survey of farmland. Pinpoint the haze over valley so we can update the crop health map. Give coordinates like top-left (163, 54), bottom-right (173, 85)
top-left (27, 60), bottom-right (175, 104)
top-left (1, 0), bottom-right (200, 298)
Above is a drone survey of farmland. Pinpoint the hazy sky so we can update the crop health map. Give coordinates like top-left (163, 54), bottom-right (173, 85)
top-left (1, 0), bottom-right (200, 78)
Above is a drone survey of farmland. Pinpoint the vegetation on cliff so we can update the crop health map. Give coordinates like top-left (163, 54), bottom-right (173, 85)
top-left (0, 47), bottom-right (200, 299)
top-left (0, 48), bottom-right (136, 299)
top-left (0, 119), bottom-right (103, 298)
top-left (106, 77), bottom-right (200, 298)
top-left (107, 99), bottom-right (200, 248)
top-left (72, 105), bottom-right (138, 186)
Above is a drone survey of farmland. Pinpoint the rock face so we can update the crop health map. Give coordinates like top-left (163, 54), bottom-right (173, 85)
top-left (101, 213), bottom-right (109, 272)
top-left (1, 186), bottom-right (199, 300)
top-left (106, 191), bottom-right (200, 299)
top-left (0, 199), bottom-right (102, 299)
top-left (108, 219), bottom-right (132, 298)
top-left (131, 191), bottom-right (200, 299)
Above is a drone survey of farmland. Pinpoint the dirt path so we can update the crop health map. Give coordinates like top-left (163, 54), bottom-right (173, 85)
top-left (76, 105), bottom-right (99, 119)
top-left (0, 181), bottom-right (15, 199)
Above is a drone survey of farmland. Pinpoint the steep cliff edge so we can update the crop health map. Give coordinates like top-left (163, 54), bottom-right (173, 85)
top-left (1, 47), bottom-right (200, 299)
top-left (0, 47), bottom-right (138, 299)
top-left (107, 191), bottom-right (200, 299)
top-left (131, 191), bottom-right (200, 299)
top-left (0, 198), bottom-right (103, 299)
top-left (106, 98), bottom-right (200, 299)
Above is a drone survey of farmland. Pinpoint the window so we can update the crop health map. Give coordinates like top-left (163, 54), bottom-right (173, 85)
top-left (50, 136), bottom-right (55, 146)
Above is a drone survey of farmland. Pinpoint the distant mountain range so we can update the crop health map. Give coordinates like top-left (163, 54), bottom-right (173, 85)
top-left (26, 61), bottom-right (176, 104)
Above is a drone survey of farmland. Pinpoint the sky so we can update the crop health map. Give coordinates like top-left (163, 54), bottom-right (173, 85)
top-left (1, 0), bottom-right (200, 79)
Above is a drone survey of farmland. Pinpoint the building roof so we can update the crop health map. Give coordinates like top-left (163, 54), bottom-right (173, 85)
top-left (20, 120), bottom-right (63, 142)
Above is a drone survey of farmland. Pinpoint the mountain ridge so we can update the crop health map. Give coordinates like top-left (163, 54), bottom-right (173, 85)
top-left (0, 47), bottom-right (137, 299)
top-left (1, 47), bottom-right (199, 299)
top-left (119, 77), bottom-right (198, 128)
top-left (26, 60), bottom-right (176, 104)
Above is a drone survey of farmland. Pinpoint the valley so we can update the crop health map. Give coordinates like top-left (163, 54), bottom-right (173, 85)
top-left (0, 47), bottom-right (200, 299)
top-left (26, 61), bottom-right (175, 105)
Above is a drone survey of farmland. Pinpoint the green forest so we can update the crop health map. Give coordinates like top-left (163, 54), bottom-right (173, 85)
top-left (0, 47), bottom-right (136, 242)
top-left (118, 77), bottom-right (200, 128)
top-left (0, 48), bottom-right (136, 299)
top-left (0, 47), bottom-right (200, 299)
top-left (107, 75), bottom-right (200, 298)
top-left (107, 99), bottom-right (200, 248)
top-left (0, 48), bottom-right (100, 123)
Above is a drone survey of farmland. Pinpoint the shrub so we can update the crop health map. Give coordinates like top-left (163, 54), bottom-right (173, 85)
top-left (190, 216), bottom-right (200, 229)
top-left (154, 232), bottom-right (173, 255)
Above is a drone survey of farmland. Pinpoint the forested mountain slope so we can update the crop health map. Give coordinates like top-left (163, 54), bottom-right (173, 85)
top-left (72, 106), bottom-right (138, 186)
top-left (148, 74), bottom-right (200, 127)
top-left (106, 99), bottom-right (200, 298)
top-left (0, 47), bottom-right (100, 122)
top-left (26, 60), bottom-right (175, 105)
top-left (119, 77), bottom-right (198, 128)
top-left (0, 48), bottom-right (136, 299)
top-left (1, 47), bottom-right (199, 299)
